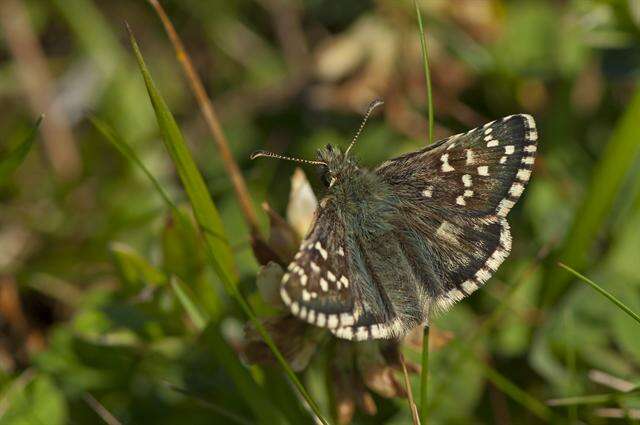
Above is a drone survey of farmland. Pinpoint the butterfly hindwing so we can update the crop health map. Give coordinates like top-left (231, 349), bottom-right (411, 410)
top-left (280, 201), bottom-right (360, 329)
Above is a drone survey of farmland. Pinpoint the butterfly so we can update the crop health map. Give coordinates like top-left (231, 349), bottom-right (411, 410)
top-left (251, 100), bottom-right (537, 341)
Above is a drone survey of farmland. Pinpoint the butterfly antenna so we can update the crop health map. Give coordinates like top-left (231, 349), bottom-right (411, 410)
top-left (250, 150), bottom-right (327, 166)
top-left (344, 98), bottom-right (384, 157)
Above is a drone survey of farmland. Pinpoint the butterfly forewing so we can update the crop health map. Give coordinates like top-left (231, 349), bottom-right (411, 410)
top-left (373, 114), bottom-right (536, 308)
top-left (376, 114), bottom-right (537, 218)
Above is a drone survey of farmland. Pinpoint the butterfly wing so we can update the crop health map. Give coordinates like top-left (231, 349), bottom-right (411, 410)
top-left (280, 200), bottom-right (361, 329)
top-left (331, 114), bottom-right (538, 340)
top-left (376, 114), bottom-right (537, 307)
top-left (281, 196), bottom-right (402, 339)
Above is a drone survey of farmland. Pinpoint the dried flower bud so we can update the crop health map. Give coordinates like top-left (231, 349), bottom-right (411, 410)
top-left (286, 168), bottom-right (317, 237)
top-left (255, 262), bottom-right (286, 308)
top-left (242, 314), bottom-right (324, 372)
top-left (263, 202), bottom-right (300, 263)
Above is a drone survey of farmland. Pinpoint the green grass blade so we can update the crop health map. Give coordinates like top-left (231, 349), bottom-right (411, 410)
top-left (558, 263), bottom-right (640, 325)
top-left (170, 276), bottom-right (209, 331)
top-left (547, 391), bottom-right (640, 406)
top-left (127, 27), bottom-right (327, 424)
top-left (414, 0), bottom-right (434, 146)
top-left (0, 116), bottom-right (42, 184)
top-left (420, 325), bottom-right (430, 424)
top-left (110, 242), bottom-right (167, 289)
top-left (545, 88), bottom-right (640, 305)
top-left (477, 358), bottom-right (554, 422)
top-left (429, 258), bottom-right (541, 411)
top-left (127, 33), bottom-right (237, 288)
top-left (91, 117), bottom-right (177, 210)
top-left (165, 383), bottom-right (253, 425)
top-left (414, 1), bottom-right (434, 423)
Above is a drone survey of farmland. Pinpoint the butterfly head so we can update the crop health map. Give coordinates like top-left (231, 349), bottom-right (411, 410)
top-left (249, 99), bottom-right (383, 190)
top-left (316, 144), bottom-right (357, 188)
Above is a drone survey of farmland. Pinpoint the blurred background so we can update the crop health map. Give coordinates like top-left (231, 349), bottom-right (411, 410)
top-left (1, 0), bottom-right (640, 423)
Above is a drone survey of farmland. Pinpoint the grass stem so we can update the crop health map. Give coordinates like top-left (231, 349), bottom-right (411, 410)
top-left (414, 2), bottom-right (434, 422)
top-left (419, 326), bottom-right (430, 424)
top-left (558, 262), bottom-right (640, 325)
top-left (414, 0), bottom-right (434, 146)
top-left (147, 0), bottom-right (262, 240)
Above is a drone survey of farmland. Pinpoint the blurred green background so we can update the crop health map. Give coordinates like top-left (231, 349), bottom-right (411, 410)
top-left (1, 0), bottom-right (640, 423)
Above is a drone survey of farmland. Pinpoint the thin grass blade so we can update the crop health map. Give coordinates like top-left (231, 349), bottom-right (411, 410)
top-left (477, 358), bottom-right (554, 421)
top-left (414, 0), bottom-right (434, 146)
top-left (414, 1), bottom-right (434, 423)
top-left (558, 262), bottom-right (640, 325)
top-left (92, 117), bottom-right (176, 209)
top-left (170, 276), bottom-right (209, 331)
top-left (547, 391), bottom-right (640, 406)
top-left (545, 88), bottom-right (640, 305)
top-left (127, 26), bottom-right (327, 424)
top-left (0, 116), bottom-right (42, 184)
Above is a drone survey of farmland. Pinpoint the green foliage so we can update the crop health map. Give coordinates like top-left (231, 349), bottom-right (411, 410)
top-left (2, 1), bottom-right (640, 424)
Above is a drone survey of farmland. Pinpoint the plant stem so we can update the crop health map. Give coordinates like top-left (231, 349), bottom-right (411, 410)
top-left (558, 263), bottom-right (640, 325)
top-left (414, 0), bottom-right (434, 146)
top-left (419, 326), bottom-right (430, 424)
top-left (414, 1), bottom-right (434, 422)
top-left (400, 353), bottom-right (420, 425)
top-left (147, 0), bottom-right (262, 240)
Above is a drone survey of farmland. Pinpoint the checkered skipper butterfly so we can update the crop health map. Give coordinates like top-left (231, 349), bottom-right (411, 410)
top-left (251, 100), bottom-right (537, 340)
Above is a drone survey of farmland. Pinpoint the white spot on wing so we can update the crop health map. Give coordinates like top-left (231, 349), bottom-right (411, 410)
top-left (436, 221), bottom-right (460, 245)
top-left (516, 169), bottom-right (531, 181)
top-left (497, 198), bottom-right (515, 216)
top-left (475, 268), bottom-right (492, 283)
top-left (310, 261), bottom-right (320, 274)
top-left (462, 174), bottom-right (472, 187)
top-left (477, 166), bottom-right (489, 176)
top-left (314, 241), bottom-right (328, 260)
top-left (462, 280), bottom-right (478, 293)
top-left (280, 287), bottom-right (291, 305)
top-left (340, 276), bottom-right (349, 288)
top-left (320, 278), bottom-right (329, 292)
top-left (440, 153), bottom-right (455, 172)
top-left (466, 149), bottom-right (476, 165)
top-left (509, 182), bottom-right (525, 197)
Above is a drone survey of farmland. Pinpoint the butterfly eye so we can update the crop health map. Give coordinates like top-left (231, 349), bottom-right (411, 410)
top-left (320, 168), bottom-right (333, 188)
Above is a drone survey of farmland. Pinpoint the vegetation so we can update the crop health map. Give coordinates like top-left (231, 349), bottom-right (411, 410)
top-left (1, 1), bottom-right (639, 423)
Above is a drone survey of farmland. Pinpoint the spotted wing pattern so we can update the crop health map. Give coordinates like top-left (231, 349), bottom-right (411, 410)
top-left (281, 114), bottom-right (538, 341)
top-left (331, 114), bottom-right (538, 340)
top-left (280, 200), bottom-right (361, 330)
